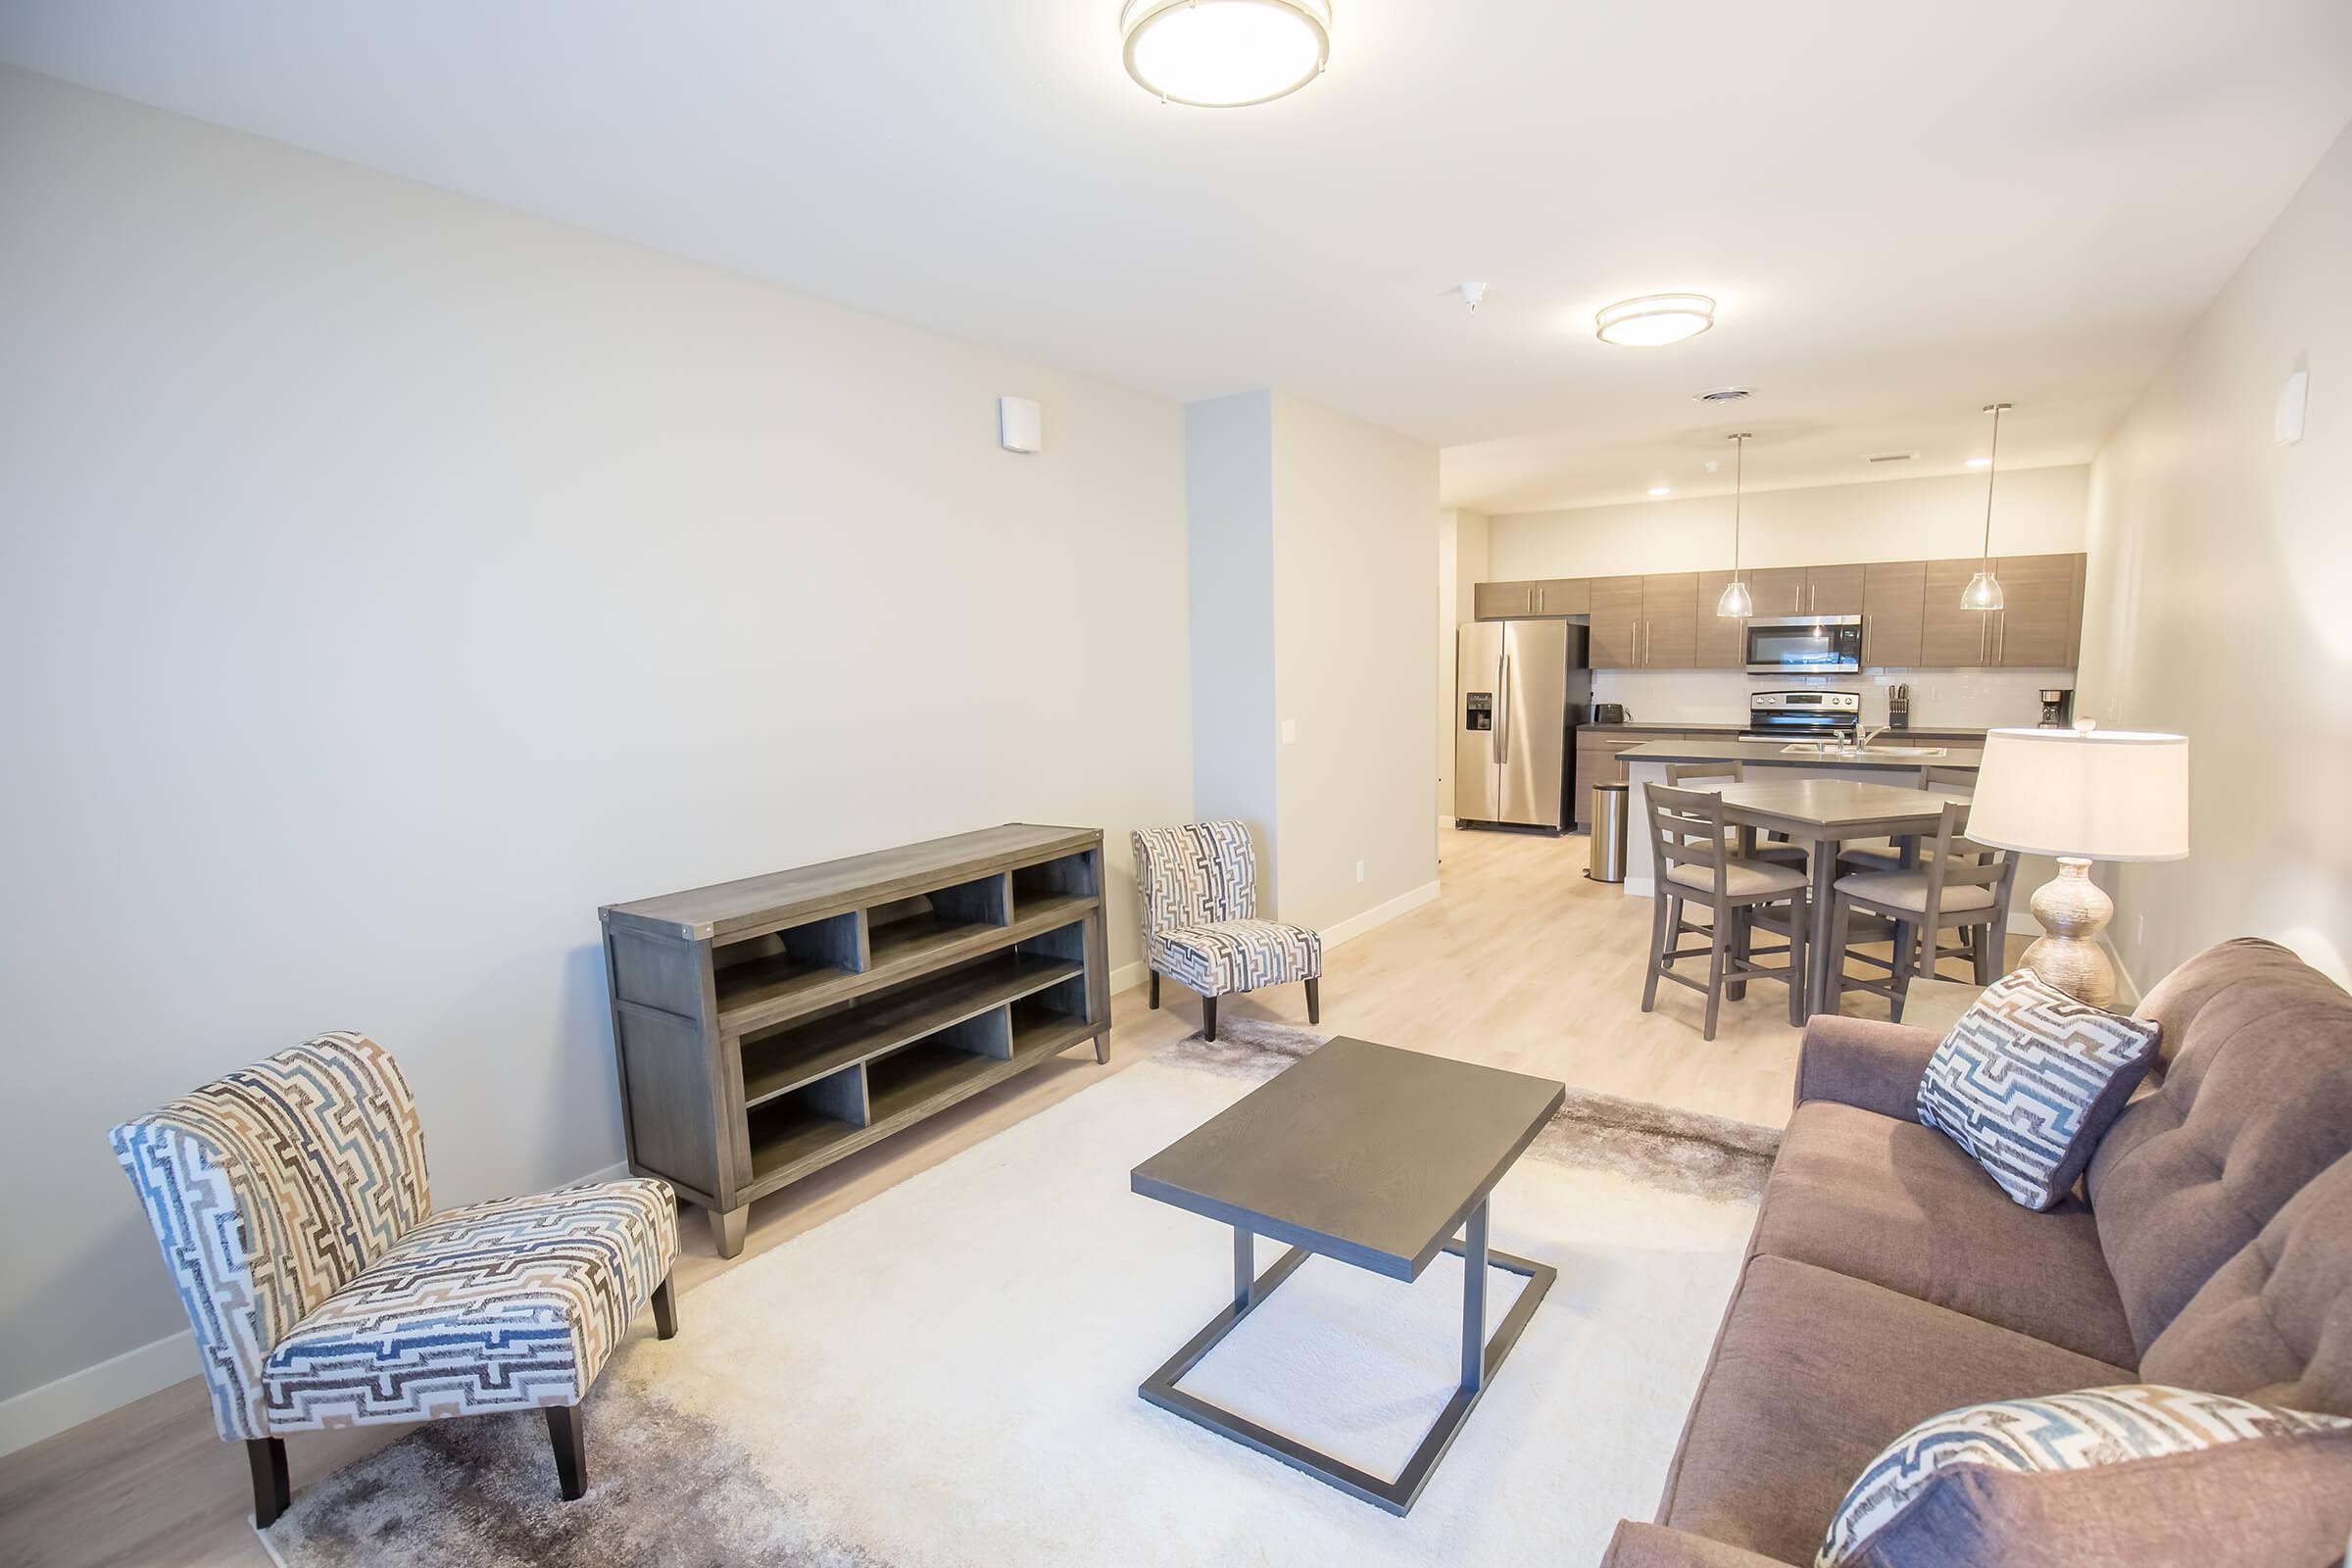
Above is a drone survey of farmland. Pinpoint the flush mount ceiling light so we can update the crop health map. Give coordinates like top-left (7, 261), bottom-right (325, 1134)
top-left (1121, 0), bottom-right (1332, 108)
top-left (1595, 293), bottom-right (1715, 347)
top-left (1648, 486), bottom-right (1673, 497)
top-left (1965, 456), bottom-right (1992, 467)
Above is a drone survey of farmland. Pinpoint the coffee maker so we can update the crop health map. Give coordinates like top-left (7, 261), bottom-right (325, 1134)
top-left (2038, 688), bottom-right (2075, 728)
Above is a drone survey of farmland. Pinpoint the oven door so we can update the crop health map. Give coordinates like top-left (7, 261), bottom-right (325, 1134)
top-left (1745, 616), bottom-right (1863, 673)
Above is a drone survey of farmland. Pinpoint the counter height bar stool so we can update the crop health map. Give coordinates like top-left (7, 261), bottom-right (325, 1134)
top-left (1838, 765), bottom-right (1978, 873)
top-left (1664, 762), bottom-right (1807, 867)
top-left (1830, 801), bottom-right (2019, 1022)
top-left (1640, 783), bottom-right (1810, 1040)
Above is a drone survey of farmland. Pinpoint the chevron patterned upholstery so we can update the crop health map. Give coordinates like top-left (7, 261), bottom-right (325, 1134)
top-left (112, 1033), bottom-right (676, 1443)
top-left (1132, 822), bottom-right (1321, 998)
top-left (264, 1179), bottom-right (675, 1430)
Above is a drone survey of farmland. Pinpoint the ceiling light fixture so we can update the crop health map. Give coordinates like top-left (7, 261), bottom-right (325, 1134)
top-left (1694, 386), bottom-right (1752, 403)
top-left (1965, 456), bottom-right (1991, 467)
top-left (1648, 486), bottom-right (1673, 497)
top-left (1121, 0), bottom-right (1332, 108)
top-left (1595, 293), bottom-right (1715, 347)
top-left (1961, 403), bottom-right (2012, 611)
top-left (1716, 433), bottom-right (1755, 617)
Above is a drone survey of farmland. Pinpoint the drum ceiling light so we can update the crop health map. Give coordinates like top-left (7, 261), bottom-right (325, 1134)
top-left (1121, 0), bottom-right (1333, 108)
top-left (1594, 294), bottom-right (1716, 347)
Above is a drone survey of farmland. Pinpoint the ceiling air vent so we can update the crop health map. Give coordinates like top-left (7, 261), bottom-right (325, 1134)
top-left (1864, 450), bottom-right (1920, 464)
top-left (1694, 387), bottom-right (1752, 403)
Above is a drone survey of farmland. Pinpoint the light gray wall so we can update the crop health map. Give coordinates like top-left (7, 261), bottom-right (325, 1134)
top-left (1184, 391), bottom-right (1282, 905)
top-left (1269, 393), bottom-right (1441, 931)
top-left (0, 71), bottom-right (1195, 1409)
top-left (2079, 117), bottom-right (2352, 992)
top-left (1489, 465), bottom-right (2090, 579)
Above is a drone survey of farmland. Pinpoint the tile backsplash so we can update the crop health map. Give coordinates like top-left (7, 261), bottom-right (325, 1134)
top-left (1590, 667), bottom-right (2076, 729)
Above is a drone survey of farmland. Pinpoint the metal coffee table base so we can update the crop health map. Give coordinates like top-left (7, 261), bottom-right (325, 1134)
top-left (1137, 1200), bottom-right (1555, 1516)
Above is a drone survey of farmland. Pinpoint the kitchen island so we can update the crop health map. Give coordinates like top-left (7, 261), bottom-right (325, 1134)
top-left (1615, 738), bottom-right (1981, 897)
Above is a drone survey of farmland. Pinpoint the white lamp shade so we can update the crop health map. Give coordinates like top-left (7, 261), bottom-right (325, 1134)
top-left (1966, 727), bottom-right (2190, 861)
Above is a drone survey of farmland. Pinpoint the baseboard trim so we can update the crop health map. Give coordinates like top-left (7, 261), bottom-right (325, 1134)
top-left (0, 1155), bottom-right (644, 1459)
top-left (1110, 958), bottom-right (1149, 996)
top-left (1320, 880), bottom-right (1442, 951)
top-left (0, 1326), bottom-right (200, 1459)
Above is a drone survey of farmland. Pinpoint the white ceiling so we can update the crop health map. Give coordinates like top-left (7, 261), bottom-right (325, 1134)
top-left (6, 2), bottom-right (2350, 513)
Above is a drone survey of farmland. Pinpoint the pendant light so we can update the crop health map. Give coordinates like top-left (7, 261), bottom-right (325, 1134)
top-left (1715, 432), bottom-right (1755, 617)
top-left (1960, 403), bottom-right (2011, 611)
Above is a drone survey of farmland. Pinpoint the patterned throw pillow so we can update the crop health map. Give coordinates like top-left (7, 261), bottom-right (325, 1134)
top-left (1817, 1385), bottom-right (2352, 1568)
top-left (1915, 968), bottom-right (2161, 1209)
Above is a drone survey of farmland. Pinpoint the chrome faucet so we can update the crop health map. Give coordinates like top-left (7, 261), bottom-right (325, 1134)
top-left (1850, 725), bottom-right (1886, 755)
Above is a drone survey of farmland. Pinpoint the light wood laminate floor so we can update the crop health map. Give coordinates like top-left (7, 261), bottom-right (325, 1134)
top-left (2, 824), bottom-right (2010, 1566)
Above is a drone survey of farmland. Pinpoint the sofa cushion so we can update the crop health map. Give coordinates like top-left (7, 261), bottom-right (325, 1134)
top-left (2141, 1150), bottom-right (2352, 1416)
top-left (1819, 1385), bottom-right (2352, 1568)
top-left (1750, 1101), bottom-right (2137, 1366)
top-left (2087, 938), bottom-right (2352, 1353)
top-left (1656, 1257), bottom-right (2131, 1567)
top-left (1915, 969), bottom-right (2160, 1210)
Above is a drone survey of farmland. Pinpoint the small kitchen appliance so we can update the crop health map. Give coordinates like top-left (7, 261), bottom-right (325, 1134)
top-left (1741, 690), bottom-right (1861, 745)
top-left (1745, 614), bottom-right (1864, 674)
top-left (2038, 688), bottom-right (2076, 728)
top-left (1592, 702), bottom-right (1629, 725)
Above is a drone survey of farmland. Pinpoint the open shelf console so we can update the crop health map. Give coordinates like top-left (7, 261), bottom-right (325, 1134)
top-left (601, 823), bottom-right (1110, 1256)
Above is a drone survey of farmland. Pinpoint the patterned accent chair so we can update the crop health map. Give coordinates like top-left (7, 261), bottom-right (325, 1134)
top-left (1132, 821), bottom-right (1322, 1043)
top-left (110, 1032), bottom-right (679, 1527)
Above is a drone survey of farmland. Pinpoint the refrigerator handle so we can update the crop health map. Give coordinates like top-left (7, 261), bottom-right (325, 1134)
top-left (1494, 652), bottom-right (1508, 763)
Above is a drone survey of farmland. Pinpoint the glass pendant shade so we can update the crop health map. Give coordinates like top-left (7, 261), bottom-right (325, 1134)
top-left (1715, 578), bottom-right (1754, 617)
top-left (1961, 568), bottom-right (2006, 612)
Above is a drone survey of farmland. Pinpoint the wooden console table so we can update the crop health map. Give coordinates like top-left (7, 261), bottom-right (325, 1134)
top-left (599, 824), bottom-right (1110, 1255)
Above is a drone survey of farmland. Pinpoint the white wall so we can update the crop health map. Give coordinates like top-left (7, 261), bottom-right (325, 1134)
top-left (1436, 509), bottom-right (1489, 815)
top-left (1185, 392), bottom-right (1282, 905)
top-left (0, 71), bottom-right (1196, 1429)
top-left (1269, 394), bottom-right (1441, 932)
top-left (2079, 118), bottom-right (2352, 991)
top-left (1489, 465), bottom-right (2089, 579)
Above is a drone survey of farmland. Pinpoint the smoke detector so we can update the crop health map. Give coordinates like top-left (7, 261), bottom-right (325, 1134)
top-left (1695, 386), bottom-right (1753, 403)
top-left (1456, 281), bottom-right (1490, 313)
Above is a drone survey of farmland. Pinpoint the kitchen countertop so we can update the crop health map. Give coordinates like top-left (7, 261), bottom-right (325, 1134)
top-left (1618, 737), bottom-right (1984, 769)
top-left (1583, 720), bottom-right (1989, 739)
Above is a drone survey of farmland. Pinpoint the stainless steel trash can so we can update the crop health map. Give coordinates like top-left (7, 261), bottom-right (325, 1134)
top-left (1586, 781), bottom-right (1629, 883)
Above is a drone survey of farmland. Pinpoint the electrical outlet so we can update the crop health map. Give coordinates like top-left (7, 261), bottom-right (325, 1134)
top-left (1354, 859), bottom-right (1366, 884)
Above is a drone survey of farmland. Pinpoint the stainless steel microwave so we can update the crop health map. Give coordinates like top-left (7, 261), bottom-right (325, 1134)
top-left (1745, 614), bottom-right (1864, 673)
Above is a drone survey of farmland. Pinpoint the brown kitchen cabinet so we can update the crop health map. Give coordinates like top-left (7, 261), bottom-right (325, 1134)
top-left (1473, 580), bottom-right (1536, 620)
top-left (1862, 560), bottom-right (1927, 666)
top-left (1803, 562), bottom-right (1868, 616)
top-left (1742, 567), bottom-right (1808, 618)
top-left (1693, 571), bottom-right (1745, 668)
top-left (1530, 577), bottom-right (1590, 616)
top-left (1988, 554), bottom-right (2082, 666)
top-left (1639, 573), bottom-right (1698, 668)
top-left (1587, 575), bottom-right (1643, 666)
top-left (1921, 559), bottom-right (1994, 664)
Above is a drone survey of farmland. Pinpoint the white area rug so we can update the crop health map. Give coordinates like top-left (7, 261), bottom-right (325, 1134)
top-left (262, 1039), bottom-right (1767, 1567)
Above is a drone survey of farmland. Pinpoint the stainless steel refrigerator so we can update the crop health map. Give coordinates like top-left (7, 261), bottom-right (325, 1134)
top-left (1453, 619), bottom-right (1592, 832)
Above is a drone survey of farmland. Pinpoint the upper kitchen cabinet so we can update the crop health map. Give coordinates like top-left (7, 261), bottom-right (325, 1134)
top-left (1529, 577), bottom-right (1590, 616)
top-left (1639, 573), bottom-right (1699, 668)
top-left (1921, 559), bottom-right (1995, 663)
top-left (1588, 575), bottom-right (1643, 666)
top-left (1472, 577), bottom-right (1590, 618)
top-left (1473, 580), bottom-right (1537, 620)
top-left (1988, 554), bottom-right (2085, 666)
top-left (1803, 563), bottom-right (1868, 616)
top-left (1743, 567), bottom-right (1808, 618)
top-left (1861, 560), bottom-right (1927, 666)
top-left (1694, 571), bottom-right (1744, 668)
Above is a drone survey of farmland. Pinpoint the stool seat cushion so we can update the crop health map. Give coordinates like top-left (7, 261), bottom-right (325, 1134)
top-left (262, 1177), bottom-right (677, 1431)
top-left (1836, 869), bottom-right (1996, 913)
top-left (1667, 859), bottom-right (1809, 897)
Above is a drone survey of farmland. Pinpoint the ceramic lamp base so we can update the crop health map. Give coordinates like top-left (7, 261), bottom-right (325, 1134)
top-left (2020, 857), bottom-right (2118, 1007)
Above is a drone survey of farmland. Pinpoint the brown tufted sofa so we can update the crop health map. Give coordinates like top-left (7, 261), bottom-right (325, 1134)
top-left (1602, 937), bottom-right (2352, 1566)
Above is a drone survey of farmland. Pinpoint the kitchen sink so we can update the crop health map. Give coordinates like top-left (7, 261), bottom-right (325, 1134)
top-left (1780, 743), bottom-right (1949, 758)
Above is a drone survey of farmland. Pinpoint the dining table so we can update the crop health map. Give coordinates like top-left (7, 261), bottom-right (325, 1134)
top-left (1704, 776), bottom-right (1981, 1018)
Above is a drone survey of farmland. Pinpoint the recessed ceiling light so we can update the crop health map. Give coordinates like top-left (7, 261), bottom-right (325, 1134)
top-left (1695, 386), bottom-right (1752, 403)
top-left (1594, 294), bottom-right (1715, 347)
top-left (1648, 486), bottom-right (1673, 497)
top-left (1121, 0), bottom-right (1332, 108)
top-left (1965, 456), bottom-right (1992, 467)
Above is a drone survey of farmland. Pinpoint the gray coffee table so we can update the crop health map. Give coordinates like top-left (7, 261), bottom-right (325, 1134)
top-left (1130, 1036), bottom-right (1566, 1515)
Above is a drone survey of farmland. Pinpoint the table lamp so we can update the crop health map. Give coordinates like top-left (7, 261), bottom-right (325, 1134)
top-left (1963, 721), bottom-right (2189, 1006)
